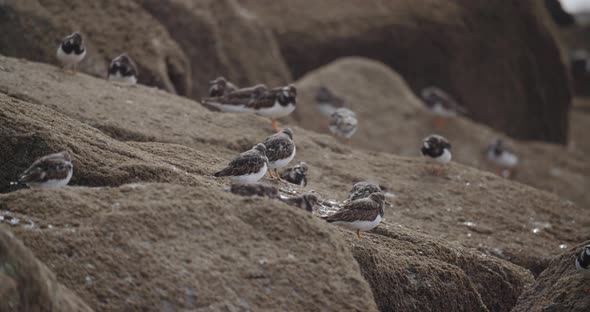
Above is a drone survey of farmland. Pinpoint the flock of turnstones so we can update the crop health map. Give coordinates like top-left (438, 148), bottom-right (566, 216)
top-left (9, 32), bottom-right (590, 274)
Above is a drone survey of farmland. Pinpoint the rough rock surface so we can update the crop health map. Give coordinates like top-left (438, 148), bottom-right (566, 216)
top-left (292, 57), bottom-right (590, 212)
top-left (0, 0), bottom-right (191, 95)
top-left (0, 229), bottom-right (93, 312)
top-left (344, 223), bottom-right (533, 312)
top-left (136, 0), bottom-right (292, 98)
top-left (512, 241), bottom-right (590, 312)
top-left (239, 0), bottom-right (571, 144)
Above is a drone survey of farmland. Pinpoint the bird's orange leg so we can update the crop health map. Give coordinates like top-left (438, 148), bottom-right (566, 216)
top-left (434, 116), bottom-right (446, 129)
top-left (356, 229), bottom-right (361, 239)
top-left (62, 66), bottom-right (67, 73)
top-left (272, 119), bottom-right (280, 132)
top-left (72, 64), bottom-right (78, 75)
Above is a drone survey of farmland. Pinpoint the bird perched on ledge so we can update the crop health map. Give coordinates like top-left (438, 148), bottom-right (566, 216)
top-left (108, 53), bottom-right (138, 84)
top-left (421, 134), bottom-right (452, 176)
top-left (208, 76), bottom-right (238, 97)
top-left (280, 161), bottom-right (308, 187)
top-left (420, 86), bottom-right (466, 129)
top-left (263, 128), bottom-right (296, 180)
top-left (17, 151), bottom-right (73, 188)
top-left (322, 192), bottom-right (385, 239)
top-left (57, 32), bottom-right (86, 75)
top-left (214, 143), bottom-right (268, 184)
top-left (202, 84), bottom-right (297, 132)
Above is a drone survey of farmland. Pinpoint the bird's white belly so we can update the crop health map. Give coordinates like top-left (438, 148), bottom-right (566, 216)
top-left (109, 72), bottom-right (137, 84)
top-left (255, 101), bottom-right (295, 118)
top-left (231, 163), bottom-right (267, 184)
top-left (57, 46), bottom-right (86, 66)
top-left (333, 214), bottom-right (382, 232)
top-left (268, 146), bottom-right (296, 169)
top-left (28, 170), bottom-right (73, 189)
top-left (434, 148), bottom-right (452, 164)
top-left (317, 103), bottom-right (337, 116)
top-left (489, 151), bottom-right (518, 168)
top-left (431, 103), bottom-right (456, 117)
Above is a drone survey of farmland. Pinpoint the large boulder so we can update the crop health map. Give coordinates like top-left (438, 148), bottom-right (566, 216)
top-left (0, 184), bottom-right (378, 312)
top-left (238, 0), bottom-right (572, 144)
top-left (0, 229), bottom-right (93, 312)
top-left (135, 0), bottom-right (292, 98)
top-left (0, 0), bottom-right (191, 96)
top-left (512, 241), bottom-right (590, 312)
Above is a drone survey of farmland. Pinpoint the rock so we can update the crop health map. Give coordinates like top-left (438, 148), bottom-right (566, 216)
top-left (0, 184), bottom-right (378, 311)
top-left (0, 0), bottom-right (191, 95)
top-left (512, 241), bottom-right (590, 312)
top-left (292, 57), bottom-right (590, 213)
top-left (239, 0), bottom-right (571, 143)
top-left (345, 223), bottom-right (534, 312)
top-left (136, 0), bottom-right (292, 98)
top-left (0, 53), bottom-right (588, 279)
top-left (0, 229), bottom-right (93, 311)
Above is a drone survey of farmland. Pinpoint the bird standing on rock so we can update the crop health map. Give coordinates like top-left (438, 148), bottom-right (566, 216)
top-left (263, 128), bottom-right (296, 180)
top-left (214, 143), bottom-right (268, 184)
top-left (208, 76), bottom-right (238, 97)
top-left (322, 192), bottom-right (385, 239)
top-left (57, 32), bottom-right (86, 75)
top-left (348, 181), bottom-right (382, 202)
top-left (486, 139), bottom-right (519, 178)
top-left (329, 108), bottom-right (358, 143)
top-left (17, 151), bottom-right (73, 188)
top-left (108, 53), bottom-right (138, 84)
top-left (420, 86), bottom-right (466, 129)
top-left (421, 134), bottom-right (452, 176)
top-left (315, 86), bottom-right (345, 117)
top-left (280, 161), bottom-right (308, 187)
top-left (202, 84), bottom-right (296, 132)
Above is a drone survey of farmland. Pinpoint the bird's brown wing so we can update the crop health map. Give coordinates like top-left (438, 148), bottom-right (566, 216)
top-left (19, 156), bottom-right (70, 183)
top-left (263, 135), bottom-right (294, 163)
top-left (214, 151), bottom-right (266, 177)
top-left (324, 200), bottom-right (379, 223)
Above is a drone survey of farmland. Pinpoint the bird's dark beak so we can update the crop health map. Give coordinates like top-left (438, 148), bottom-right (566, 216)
top-left (385, 200), bottom-right (393, 207)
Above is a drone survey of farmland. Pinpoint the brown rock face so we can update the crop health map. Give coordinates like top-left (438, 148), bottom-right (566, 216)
top-left (0, 185), bottom-right (378, 312)
top-left (345, 223), bottom-right (533, 312)
top-left (0, 0), bottom-right (191, 96)
top-left (512, 242), bottom-right (590, 312)
top-left (135, 0), bottom-right (292, 98)
top-left (0, 229), bottom-right (93, 312)
top-left (238, 0), bottom-right (572, 144)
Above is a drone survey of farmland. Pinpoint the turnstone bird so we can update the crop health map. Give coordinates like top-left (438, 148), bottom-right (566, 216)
top-left (281, 194), bottom-right (319, 212)
top-left (253, 84), bottom-right (297, 132)
top-left (201, 84), bottom-right (268, 113)
top-left (208, 76), bottom-right (238, 97)
top-left (329, 108), bottom-right (358, 142)
top-left (263, 128), bottom-right (296, 179)
top-left (322, 192), bottom-right (385, 239)
top-left (420, 86), bottom-right (466, 129)
top-left (17, 151), bottom-right (73, 188)
top-left (228, 183), bottom-right (279, 199)
top-left (56, 32), bottom-right (86, 75)
top-left (107, 53), bottom-right (138, 84)
top-left (421, 134), bottom-right (452, 176)
top-left (348, 181), bottom-right (382, 202)
top-left (575, 244), bottom-right (590, 278)
top-left (315, 86), bottom-right (345, 117)
top-left (280, 161), bottom-right (308, 187)
top-left (214, 143), bottom-right (268, 184)
top-left (486, 139), bottom-right (519, 178)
